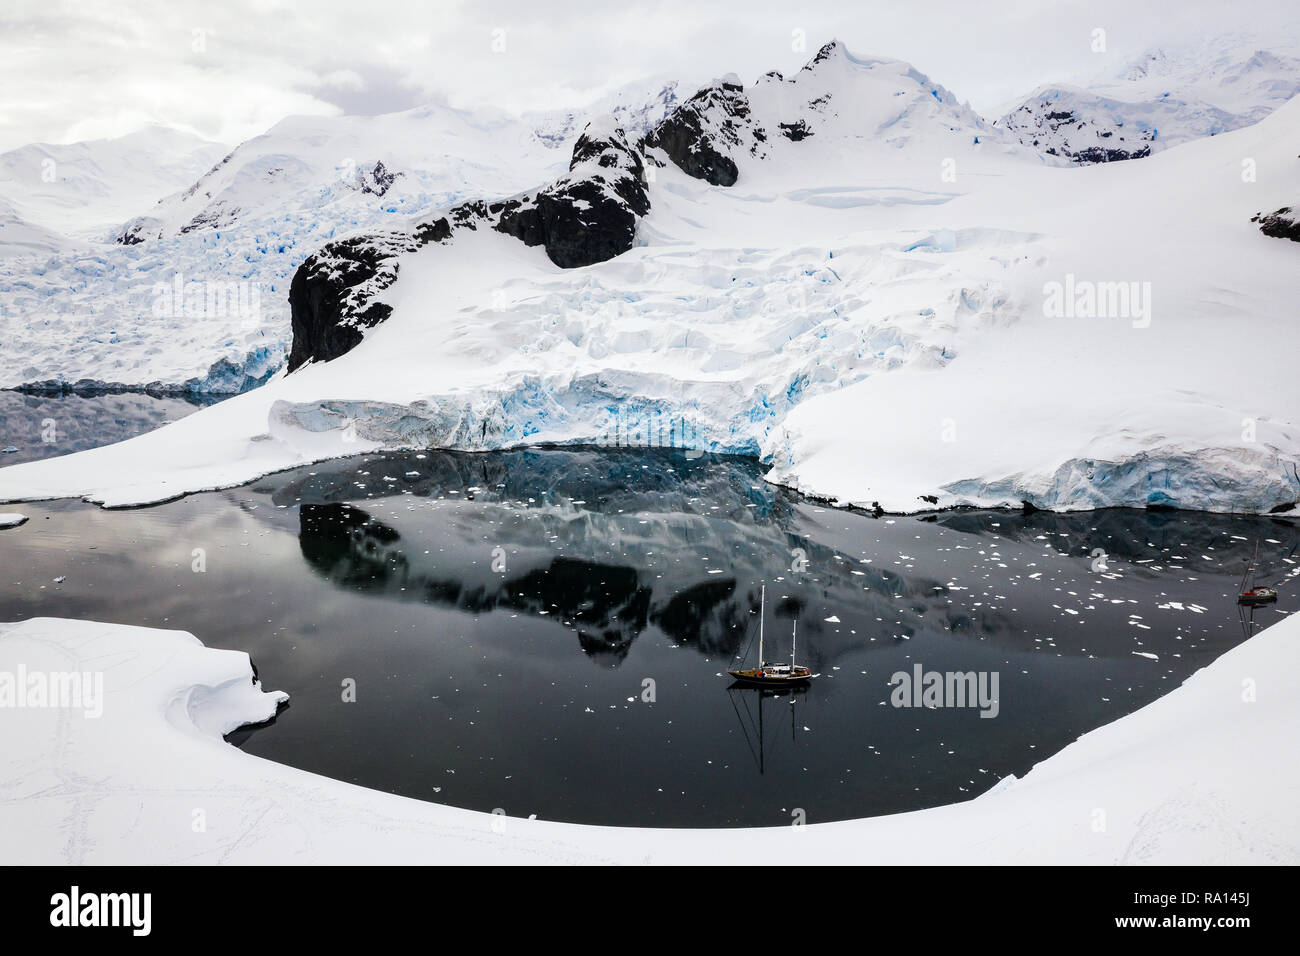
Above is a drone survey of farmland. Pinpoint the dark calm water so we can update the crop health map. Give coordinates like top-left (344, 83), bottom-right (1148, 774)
top-left (0, 390), bottom-right (218, 464)
top-left (1, 447), bottom-right (1296, 827)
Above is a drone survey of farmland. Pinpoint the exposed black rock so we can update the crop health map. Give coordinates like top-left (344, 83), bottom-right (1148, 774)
top-left (1072, 144), bottom-right (1151, 163)
top-left (180, 200), bottom-right (241, 234)
top-left (1253, 206), bottom-right (1300, 242)
top-left (286, 226), bottom-right (437, 371)
top-left (286, 122), bottom-right (649, 369)
top-left (998, 96), bottom-right (1155, 165)
top-left (806, 39), bottom-right (842, 69)
top-left (494, 123), bottom-right (649, 268)
top-left (114, 215), bottom-right (163, 245)
top-left (779, 119), bottom-right (813, 141)
top-left (285, 45), bottom-right (851, 370)
top-left (354, 160), bottom-right (402, 196)
top-left (640, 77), bottom-right (765, 186)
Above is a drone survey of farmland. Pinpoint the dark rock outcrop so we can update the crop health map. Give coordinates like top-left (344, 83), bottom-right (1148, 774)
top-left (285, 123), bottom-right (649, 370)
top-left (494, 122), bottom-right (649, 267)
top-left (1253, 206), bottom-right (1300, 242)
top-left (779, 119), bottom-right (813, 142)
top-left (998, 98), bottom-right (1156, 164)
top-left (285, 45), bottom-right (861, 370)
top-left (640, 76), bottom-right (765, 186)
top-left (354, 160), bottom-right (401, 196)
top-left (114, 216), bottom-right (163, 245)
top-left (1070, 144), bottom-right (1151, 163)
top-left (286, 226), bottom-right (437, 371)
top-left (181, 200), bottom-right (241, 234)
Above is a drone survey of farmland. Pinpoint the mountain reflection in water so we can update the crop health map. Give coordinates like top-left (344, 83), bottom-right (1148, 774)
top-left (1, 446), bottom-right (1293, 826)
top-left (281, 448), bottom-right (1027, 667)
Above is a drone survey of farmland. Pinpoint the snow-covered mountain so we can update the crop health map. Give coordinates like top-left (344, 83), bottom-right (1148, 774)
top-left (528, 76), bottom-right (690, 150)
top-left (115, 81), bottom-right (687, 246)
top-left (3, 38), bottom-right (1296, 516)
top-left (286, 41), bottom-right (1029, 371)
top-left (4, 37), bottom-right (1295, 393)
top-left (0, 125), bottom-right (226, 240)
top-left (998, 42), bottom-right (1300, 163)
top-left (1116, 44), bottom-right (1300, 121)
top-left (112, 105), bottom-right (563, 244)
top-left (640, 41), bottom-right (1027, 184)
top-left (0, 84), bottom-right (682, 393)
top-left (0, 197), bottom-right (68, 259)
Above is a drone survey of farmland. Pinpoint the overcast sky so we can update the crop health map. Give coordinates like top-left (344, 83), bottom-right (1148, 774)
top-left (1, 0), bottom-right (1296, 152)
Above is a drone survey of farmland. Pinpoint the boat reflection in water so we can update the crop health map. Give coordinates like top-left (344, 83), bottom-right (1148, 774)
top-left (2, 446), bottom-right (1295, 826)
top-left (726, 681), bottom-right (810, 775)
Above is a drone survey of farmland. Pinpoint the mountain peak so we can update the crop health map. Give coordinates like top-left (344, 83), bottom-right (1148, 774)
top-left (1123, 48), bottom-right (1172, 82)
top-left (806, 39), bottom-right (846, 69)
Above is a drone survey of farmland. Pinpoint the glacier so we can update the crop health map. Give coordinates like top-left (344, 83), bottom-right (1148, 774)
top-left (0, 41), bottom-right (1296, 515)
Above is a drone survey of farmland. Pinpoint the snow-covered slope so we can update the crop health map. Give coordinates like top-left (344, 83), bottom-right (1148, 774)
top-left (642, 42), bottom-right (1027, 187)
top-left (0, 125), bottom-right (226, 240)
top-left (124, 81), bottom-right (685, 245)
top-left (1, 40), bottom-right (1296, 513)
top-left (0, 197), bottom-right (69, 259)
top-left (113, 105), bottom-right (567, 244)
top-left (1116, 44), bottom-right (1300, 123)
top-left (2, 610), bottom-right (1295, 863)
top-left (0, 86), bottom-right (681, 393)
top-left (999, 42), bottom-right (1300, 163)
top-left (0, 107), bottom-right (569, 392)
top-left (766, 96), bottom-right (1300, 512)
top-left (494, 76), bottom-right (688, 152)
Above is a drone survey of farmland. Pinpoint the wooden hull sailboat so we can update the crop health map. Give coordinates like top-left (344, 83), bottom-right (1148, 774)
top-left (727, 584), bottom-right (815, 686)
top-left (1239, 587), bottom-right (1278, 607)
top-left (1237, 542), bottom-right (1279, 607)
top-left (728, 663), bottom-right (813, 686)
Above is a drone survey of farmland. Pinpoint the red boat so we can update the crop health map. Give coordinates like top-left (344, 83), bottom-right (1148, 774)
top-left (1237, 542), bottom-right (1279, 607)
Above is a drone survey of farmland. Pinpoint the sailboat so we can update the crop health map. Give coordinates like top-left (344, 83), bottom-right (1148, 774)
top-left (1237, 541), bottom-right (1278, 607)
top-left (727, 584), bottom-right (814, 686)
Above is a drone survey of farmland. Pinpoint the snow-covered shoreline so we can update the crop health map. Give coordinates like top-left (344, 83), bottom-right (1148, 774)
top-left (1, 612), bottom-right (1295, 864)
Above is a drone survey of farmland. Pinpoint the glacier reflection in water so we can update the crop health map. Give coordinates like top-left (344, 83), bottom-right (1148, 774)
top-left (1, 446), bottom-right (1294, 826)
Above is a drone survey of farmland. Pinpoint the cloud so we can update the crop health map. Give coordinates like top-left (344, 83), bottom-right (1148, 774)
top-left (1, 0), bottom-right (1296, 152)
top-left (313, 64), bottom-right (429, 116)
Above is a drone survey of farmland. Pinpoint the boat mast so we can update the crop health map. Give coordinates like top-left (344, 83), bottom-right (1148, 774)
top-left (791, 618), bottom-right (797, 668)
top-left (1240, 542), bottom-right (1258, 594)
top-left (758, 584), bottom-right (765, 667)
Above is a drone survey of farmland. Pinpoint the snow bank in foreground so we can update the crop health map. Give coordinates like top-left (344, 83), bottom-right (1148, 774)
top-left (0, 512), bottom-right (26, 528)
top-left (1, 614), bottom-right (1295, 864)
